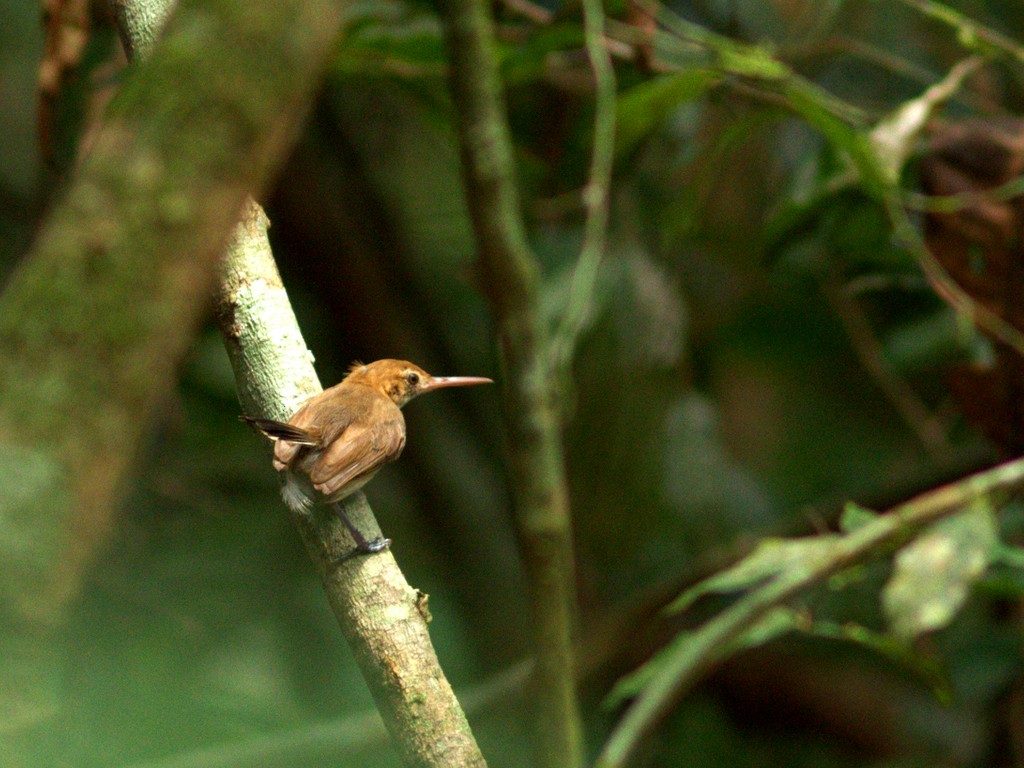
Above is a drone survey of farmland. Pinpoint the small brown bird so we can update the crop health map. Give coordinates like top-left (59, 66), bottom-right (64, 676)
top-left (242, 359), bottom-right (492, 560)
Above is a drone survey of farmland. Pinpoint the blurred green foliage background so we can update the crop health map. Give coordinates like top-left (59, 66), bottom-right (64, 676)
top-left (4, 0), bottom-right (1024, 766)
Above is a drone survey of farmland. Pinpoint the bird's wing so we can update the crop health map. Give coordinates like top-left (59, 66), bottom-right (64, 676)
top-left (309, 400), bottom-right (406, 497)
top-left (266, 382), bottom-right (369, 470)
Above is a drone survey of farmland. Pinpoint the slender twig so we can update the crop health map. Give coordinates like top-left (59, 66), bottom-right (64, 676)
top-left (113, 3), bottom-right (488, 766)
top-left (549, 0), bottom-right (617, 374)
top-left (861, 54), bottom-right (1024, 359)
top-left (884, 191), bottom-right (1024, 358)
top-left (500, 0), bottom-right (553, 25)
top-left (824, 273), bottom-right (952, 458)
top-left (596, 454), bottom-right (1024, 767)
top-left (904, 173), bottom-right (1024, 213)
top-left (633, 0), bottom-right (870, 126)
top-left (824, 64), bottom-right (1024, 357)
top-left (844, 273), bottom-right (930, 295)
top-left (795, 34), bottom-right (943, 85)
top-left (440, 0), bottom-right (584, 766)
top-left (608, 9), bottom-right (1021, 369)
top-left (893, 0), bottom-right (1024, 66)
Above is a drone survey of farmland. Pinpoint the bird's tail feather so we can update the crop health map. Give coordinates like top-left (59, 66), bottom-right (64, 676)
top-left (239, 415), bottom-right (318, 445)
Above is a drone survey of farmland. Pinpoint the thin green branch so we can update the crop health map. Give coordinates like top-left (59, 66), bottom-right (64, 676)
top-left (596, 455), bottom-right (1024, 768)
top-left (440, 0), bottom-right (584, 766)
top-left (828, 34), bottom-right (983, 105)
top-left (824, 272), bottom-right (952, 457)
top-left (627, 0), bottom-right (869, 127)
top-left (850, 54), bottom-right (1024, 366)
top-left (883, 191), bottom-right (1024, 357)
top-left (903, 173), bottom-right (1024, 212)
top-left (549, 0), bottom-right (616, 373)
top-left (780, 54), bottom-right (1024, 359)
top-left (893, 0), bottom-right (1024, 65)
top-left (869, 55), bottom-right (982, 182)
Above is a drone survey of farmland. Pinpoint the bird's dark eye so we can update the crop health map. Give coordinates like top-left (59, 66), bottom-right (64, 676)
top-left (406, 372), bottom-right (420, 386)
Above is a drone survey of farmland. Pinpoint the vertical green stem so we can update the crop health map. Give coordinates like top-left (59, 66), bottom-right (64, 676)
top-left (550, 0), bottom-right (617, 373)
top-left (440, 1), bottom-right (584, 766)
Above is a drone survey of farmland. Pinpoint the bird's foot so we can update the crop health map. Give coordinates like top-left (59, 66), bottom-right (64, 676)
top-left (333, 536), bottom-right (391, 564)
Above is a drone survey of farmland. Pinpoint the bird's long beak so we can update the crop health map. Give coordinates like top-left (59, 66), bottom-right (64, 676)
top-left (421, 375), bottom-right (493, 393)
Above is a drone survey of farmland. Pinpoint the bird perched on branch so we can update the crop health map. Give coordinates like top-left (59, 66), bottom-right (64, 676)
top-left (242, 359), bottom-right (492, 560)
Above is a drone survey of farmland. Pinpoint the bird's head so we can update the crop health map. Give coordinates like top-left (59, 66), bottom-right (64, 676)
top-left (347, 359), bottom-right (493, 407)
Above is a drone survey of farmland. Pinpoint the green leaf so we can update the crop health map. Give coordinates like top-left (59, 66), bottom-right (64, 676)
top-left (605, 607), bottom-right (799, 709)
top-left (883, 499), bottom-right (998, 639)
top-left (839, 502), bottom-right (877, 533)
top-left (335, 13), bottom-right (447, 78)
top-left (665, 535), bottom-right (839, 615)
top-left (614, 69), bottom-right (721, 159)
top-left (725, 605), bottom-right (803, 653)
top-left (782, 81), bottom-right (888, 200)
top-left (717, 44), bottom-right (790, 80)
top-left (869, 58), bottom-right (979, 182)
top-left (977, 545), bottom-right (1024, 597)
top-left (994, 543), bottom-right (1024, 569)
top-left (502, 23), bottom-right (585, 86)
top-left (976, 567), bottom-right (1024, 599)
top-left (603, 639), bottom-right (674, 709)
top-left (881, 307), bottom-right (961, 373)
